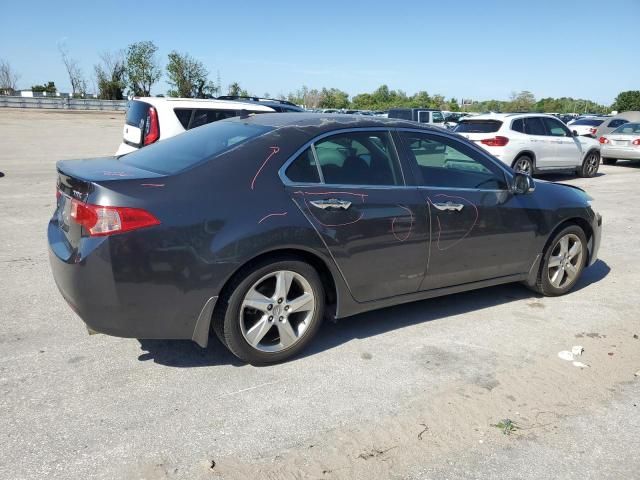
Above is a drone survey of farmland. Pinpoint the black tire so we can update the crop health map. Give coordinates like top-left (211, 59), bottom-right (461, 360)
top-left (532, 225), bottom-right (587, 296)
top-left (512, 155), bottom-right (534, 175)
top-left (578, 150), bottom-right (600, 177)
top-left (212, 257), bottom-right (325, 364)
top-left (602, 157), bottom-right (617, 166)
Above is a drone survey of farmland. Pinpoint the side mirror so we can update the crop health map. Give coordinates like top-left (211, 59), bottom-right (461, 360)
top-left (572, 130), bottom-right (578, 136)
top-left (512, 172), bottom-right (535, 194)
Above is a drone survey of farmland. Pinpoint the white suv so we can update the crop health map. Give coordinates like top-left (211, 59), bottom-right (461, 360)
top-left (115, 97), bottom-right (275, 156)
top-left (453, 113), bottom-right (601, 177)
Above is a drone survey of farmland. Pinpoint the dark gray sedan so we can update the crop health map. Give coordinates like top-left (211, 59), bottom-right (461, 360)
top-left (49, 114), bottom-right (602, 364)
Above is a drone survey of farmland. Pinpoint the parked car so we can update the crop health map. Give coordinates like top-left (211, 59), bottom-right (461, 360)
top-left (49, 114), bottom-right (602, 364)
top-left (114, 97), bottom-right (275, 156)
top-left (593, 111), bottom-right (640, 140)
top-left (216, 95), bottom-right (304, 113)
top-left (599, 122), bottom-right (640, 164)
top-left (568, 117), bottom-right (607, 137)
top-left (388, 108), bottom-right (446, 126)
top-left (453, 113), bottom-right (601, 177)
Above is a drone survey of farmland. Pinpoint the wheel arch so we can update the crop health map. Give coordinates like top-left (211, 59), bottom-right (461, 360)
top-left (526, 216), bottom-right (594, 287)
top-left (196, 247), bottom-right (341, 348)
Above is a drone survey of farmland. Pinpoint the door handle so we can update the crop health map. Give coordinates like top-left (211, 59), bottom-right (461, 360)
top-left (432, 201), bottom-right (464, 212)
top-left (309, 199), bottom-right (352, 210)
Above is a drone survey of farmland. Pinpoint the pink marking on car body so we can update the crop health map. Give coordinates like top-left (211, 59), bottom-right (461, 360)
top-left (258, 212), bottom-right (288, 224)
top-left (102, 171), bottom-right (131, 177)
top-left (140, 183), bottom-right (165, 187)
top-left (250, 146), bottom-right (280, 190)
top-left (428, 194), bottom-right (479, 251)
top-left (391, 204), bottom-right (414, 242)
top-left (294, 190), bottom-right (366, 227)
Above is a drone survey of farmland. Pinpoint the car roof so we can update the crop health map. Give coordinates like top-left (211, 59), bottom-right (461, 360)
top-left (132, 96), bottom-right (274, 111)
top-left (228, 112), bottom-right (446, 133)
top-left (459, 112), bottom-right (562, 121)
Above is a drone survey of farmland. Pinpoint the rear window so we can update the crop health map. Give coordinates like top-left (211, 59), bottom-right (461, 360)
top-left (454, 120), bottom-right (502, 133)
top-left (125, 101), bottom-right (151, 127)
top-left (612, 122), bottom-right (640, 134)
top-left (608, 119), bottom-right (628, 129)
top-left (119, 120), bottom-right (273, 175)
top-left (572, 119), bottom-right (604, 126)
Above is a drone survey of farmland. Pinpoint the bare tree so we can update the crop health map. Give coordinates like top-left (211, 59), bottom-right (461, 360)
top-left (59, 43), bottom-right (86, 96)
top-left (0, 58), bottom-right (20, 92)
top-left (94, 50), bottom-right (126, 100)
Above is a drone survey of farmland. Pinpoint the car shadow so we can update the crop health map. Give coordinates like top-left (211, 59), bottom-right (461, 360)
top-left (137, 259), bottom-right (610, 367)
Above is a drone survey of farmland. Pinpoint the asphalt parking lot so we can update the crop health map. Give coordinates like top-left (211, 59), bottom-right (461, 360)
top-left (1, 108), bottom-right (639, 480)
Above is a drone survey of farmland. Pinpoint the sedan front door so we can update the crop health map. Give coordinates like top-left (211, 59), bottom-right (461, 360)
top-left (397, 130), bottom-right (539, 290)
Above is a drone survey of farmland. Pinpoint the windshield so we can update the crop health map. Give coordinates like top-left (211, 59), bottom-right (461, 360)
top-left (454, 120), bottom-right (503, 133)
top-left (120, 120), bottom-right (273, 175)
top-left (612, 122), bottom-right (640, 134)
top-left (572, 119), bottom-right (604, 126)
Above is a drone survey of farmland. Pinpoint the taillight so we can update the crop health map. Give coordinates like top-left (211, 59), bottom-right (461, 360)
top-left (480, 136), bottom-right (509, 147)
top-left (70, 199), bottom-right (160, 236)
top-left (633, 139), bottom-right (640, 146)
top-left (143, 107), bottom-right (159, 145)
top-left (599, 137), bottom-right (609, 144)
top-left (589, 127), bottom-right (597, 135)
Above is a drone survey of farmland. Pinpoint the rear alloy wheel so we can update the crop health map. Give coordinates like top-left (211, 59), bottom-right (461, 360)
top-left (214, 259), bottom-right (325, 364)
top-left (513, 155), bottom-right (534, 175)
top-left (578, 151), bottom-right (600, 177)
top-left (534, 226), bottom-right (587, 296)
top-left (602, 157), bottom-right (617, 166)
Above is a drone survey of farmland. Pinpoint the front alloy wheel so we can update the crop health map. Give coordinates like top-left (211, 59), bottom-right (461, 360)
top-left (579, 151), bottom-right (600, 178)
top-left (547, 233), bottom-right (584, 289)
top-left (534, 225), bottom-right (587, 296)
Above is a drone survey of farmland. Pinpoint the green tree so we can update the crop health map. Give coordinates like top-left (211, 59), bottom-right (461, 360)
top-left (166, 51), bottom-right (215, 98)
top-left (125, 41), bottom-right (161, 96)
top-left (227, 82), bottom-right (241, 96)
top-left (319, 87), bottom-right (349, 109)
top-left (505, 90), bottom-right (536, 112)
top-left (31, 81), bottom-right (56, 94)
top-left (613, 91), bottom-right (640, 112)
top-left (95, 51), bottom-right (126, 100)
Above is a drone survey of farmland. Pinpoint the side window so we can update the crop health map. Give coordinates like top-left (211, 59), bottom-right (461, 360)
top-left (285, 148), bottom-right (321, 184)
top-left (432, 111), bottom-right (444, 123)
top-left (608, 119), bottom-right (627, 128)
top-left (189, 109), bottom-right (237, 129)
top-left (418, 111), bottom-right (430, 123)
top-left (174, 109), bottom-right (193, 129)
top-left (511, 119), bottom-right (525, 133)
top-left (524, 117), bottom-right (547, 136)
top-left (542, 117), bottom-right (571, 137)
top-left (400, 131), bottom-right (508, 190)
top-left (314, 131), bottom-right (402, 186)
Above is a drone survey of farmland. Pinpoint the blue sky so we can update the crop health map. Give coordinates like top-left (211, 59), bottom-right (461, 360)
top-left (1, 0), bottom-right (637, 104)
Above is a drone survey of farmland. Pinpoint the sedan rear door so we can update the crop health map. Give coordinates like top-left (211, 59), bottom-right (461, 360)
top-left (282, 129), bottom-right (430, 303)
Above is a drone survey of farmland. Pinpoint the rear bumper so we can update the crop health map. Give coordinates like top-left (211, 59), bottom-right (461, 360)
top-left (601, 146), bottom-right (640, 160)
top-left (48, 221), bottom-right (216, 342)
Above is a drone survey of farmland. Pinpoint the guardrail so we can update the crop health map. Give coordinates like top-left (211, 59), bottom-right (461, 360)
top-left (0, 96), bottom-right (127, 111)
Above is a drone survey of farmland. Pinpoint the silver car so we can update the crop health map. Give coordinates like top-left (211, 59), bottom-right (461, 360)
top-left (600, 122), bottom-right (640, 164)
top-left (594, 111), bottom-right (640, 139)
